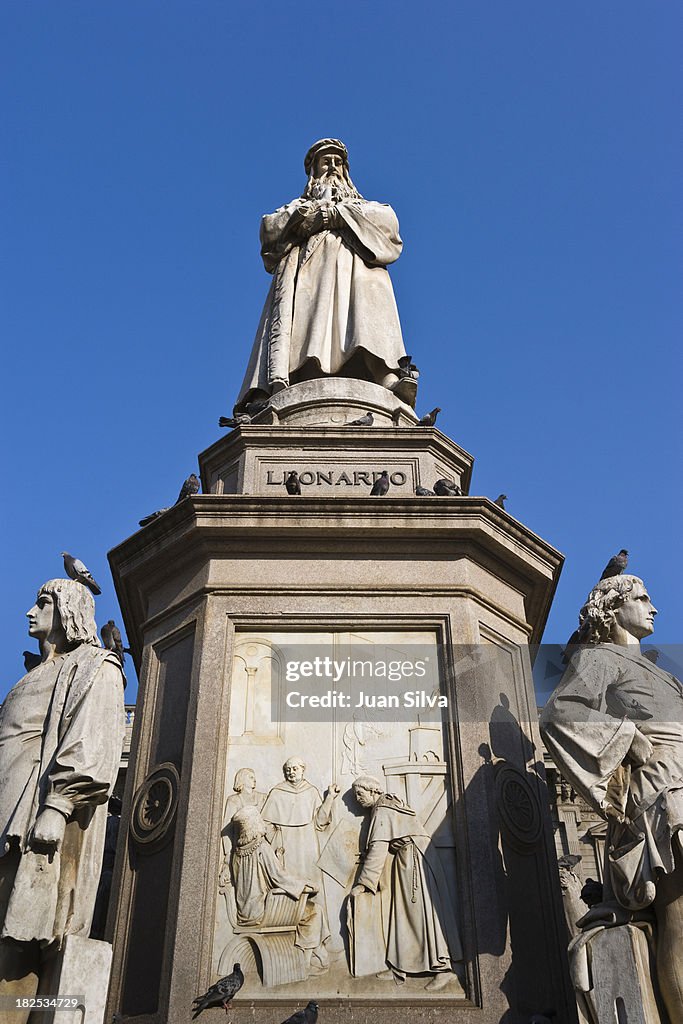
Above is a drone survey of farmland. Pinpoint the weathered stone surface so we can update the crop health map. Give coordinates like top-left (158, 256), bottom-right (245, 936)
top-left (204, 380), bottom-right (473, 497)
top-left (237, 140), bottom-right (411, 409)
top-left (106, 470), bottom-right (575, 1021)
top-left (41, 935), bottom-right (113, 1024)
top-left (542, 575), bottom-right (683, 1019)
top-left (0, 580), bottom-right (125, 1020)
top-left (569, 924), bottom-right (662, 1023)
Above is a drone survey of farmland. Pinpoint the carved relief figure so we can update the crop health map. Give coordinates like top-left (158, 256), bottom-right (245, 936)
top-left (350, 776), bottom-right (462, 990)
top-left (229, 806), bottom-right (327, 971)
top-left (236, 139), bottom-right (411, 409)
top-left (540, 575), bottom-right (683, 1021)
top-left (0, 579), bottom-right (125, 1015)
top-left (219, 767), bottom-right (267, 891)
top-left (261, 757), bottom-right (339, 880)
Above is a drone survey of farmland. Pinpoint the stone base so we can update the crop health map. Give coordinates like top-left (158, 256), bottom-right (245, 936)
top-left (40, 936), bottom-right (112, 1024)
top-left (252, 378), bottom-right (419, 427)
top-left (203, 380), bottom-right (473, 497)
top-left (569, 924), bottom-right (662, 1024)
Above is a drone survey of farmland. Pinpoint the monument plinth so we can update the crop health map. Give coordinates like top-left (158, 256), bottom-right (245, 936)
top-left (105, 140), bottom-right (576, 1023)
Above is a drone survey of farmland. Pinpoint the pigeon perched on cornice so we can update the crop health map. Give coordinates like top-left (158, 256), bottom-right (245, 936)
top-left (280, 1001), bottom-right (319, 1024)
top-left (433, 478), bottom-right (462, 496)
top-left (61, 552), bottom-right (101, 595)
top-left (415, 486), bottom-right (435, 496)
top-left (176, 473), bottom-right (200, 504)
top-left (370, 471), bottom-right (390, 496)
top-left (493, 493), bottom-right (507, 509)
top-left (138, 508), bottom-right (169, 528)
top-left (219, 413), bottom-right (251, 428)
top-left (191, 963), bottom-right (244, 1019)
top-left (347, 411), bottom-right (374, 426)
top-left (599, 549), bottom-right (628, 580)
top-left (285, 471), bottom-right (302, 495)
top-left (416, 407), bottom-right (441, 426)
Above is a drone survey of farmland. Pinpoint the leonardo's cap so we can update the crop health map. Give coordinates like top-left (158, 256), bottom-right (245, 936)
top-left (304, 138), bottom-right (348, 176)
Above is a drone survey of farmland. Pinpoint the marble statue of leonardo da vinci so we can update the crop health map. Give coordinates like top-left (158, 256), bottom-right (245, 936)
top-left (236, 138), bottom-right (410, 409)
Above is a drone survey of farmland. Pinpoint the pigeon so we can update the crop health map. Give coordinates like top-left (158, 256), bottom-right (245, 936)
top-left (280, 1002), bottom-right (319, 1024)
top-left (580, 878), bottom-right (603, 908)
top-left (415, 486), bottom-right (435, 496)
top-left (176, 473), bottom-right (200, 504)
top-left (493, 494), bottom-right (507, 510)
top-left (138, 508), bottom-right (169, 528)
top-left (599, 548), bottom-right (629, 580)
top-left (191, 963), bottom-right (244, 1019)
top-left (23, 651), bottom-right (41, 672)
top-left (416, 407), bottom-right (441, 427)
top-left (643, 648), bottom-right (660, 665)
top-left (370, 471), bottom-right (390, 496)
top-left (219, 413), bottom-right (251, 428)
top-left (433, 478), bottom-right (462, 496)
top-left (61, 552), bottom-right (102, 595)
top-left (285, 471), bottom-right (302, 495)
top-left (101, 619), bottom-right (128, 664)
top-left (347, 412), bottom-right (374, 427)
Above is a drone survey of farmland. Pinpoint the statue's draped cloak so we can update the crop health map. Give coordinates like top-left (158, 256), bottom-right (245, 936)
top-left (237, 199), bottom-right (406, 407)
top-left (356, 795), bottom-right (462, 973)
top-left (0, 645), bottom-right (125, 943)
top-left (540, 644), bottom-right (683, 908)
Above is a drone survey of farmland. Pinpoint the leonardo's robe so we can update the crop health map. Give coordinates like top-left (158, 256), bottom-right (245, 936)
top-left (0, 645), bottom-right (125, 943)
top-left (540, 644), bottom-right (683, 910)
top-left (355, 794), bottom-right (462, 975)
top-left (237, 198), bottom-right (406, 407)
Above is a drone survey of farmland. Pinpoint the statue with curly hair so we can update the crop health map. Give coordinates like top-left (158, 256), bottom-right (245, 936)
top-left (0, 579), bottom-right (125, 1017)
top-left (541, 574), bottom-right (683, 1020)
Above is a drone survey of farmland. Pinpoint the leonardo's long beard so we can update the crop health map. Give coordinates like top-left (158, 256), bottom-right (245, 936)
top-left (302, 170), bottom-right (362, 201)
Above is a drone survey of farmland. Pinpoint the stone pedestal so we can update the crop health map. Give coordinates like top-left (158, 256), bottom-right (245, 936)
top-left (569, 925), bottom-right (663, 1023)
top-left (105, 384), bottom-right (575, 1024)
top-left (39, 936), bottom-right (112, 1024)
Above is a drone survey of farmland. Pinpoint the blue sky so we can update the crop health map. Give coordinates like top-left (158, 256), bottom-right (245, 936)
top-left (2, 1), bottom-right (681, 702)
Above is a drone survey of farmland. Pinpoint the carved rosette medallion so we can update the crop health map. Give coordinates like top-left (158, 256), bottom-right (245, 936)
top-left (495, 764), bottom-right (543, 849)
top-left (130, 762), bottom-right (180, 851)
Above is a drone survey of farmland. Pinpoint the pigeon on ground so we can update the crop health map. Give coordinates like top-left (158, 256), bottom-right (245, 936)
top-left (415, 486), bottom-right (435, 496)
top-left (23, 651), bottom-right (41, 672)
top-left (433, 478), bottom-right (462, 496)
top-left (61, 552), bottom-right (102, 595)
top-left (101, 619), bottom-right (128, 664)
top-left (285, 471), bottom-right (302, 495)
top-left (176, 473), bottom-right (200, 504)
top-left (138, 508), bottom-right (169, 528)
top-left (191, 963), bottom-right (244, 1019)
top-left (347, 412), bottom-right (374, 427)
top-left (280, 1001), bottom-right (319, 1024)
top-left (493, 494), bottom-right (507, 509)
top-left (599, 549), bottom-right (629, 580)
top-left (416, 407), bottom-right (441, 427)
top-left (370, 471), bottom-right (390, 496)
